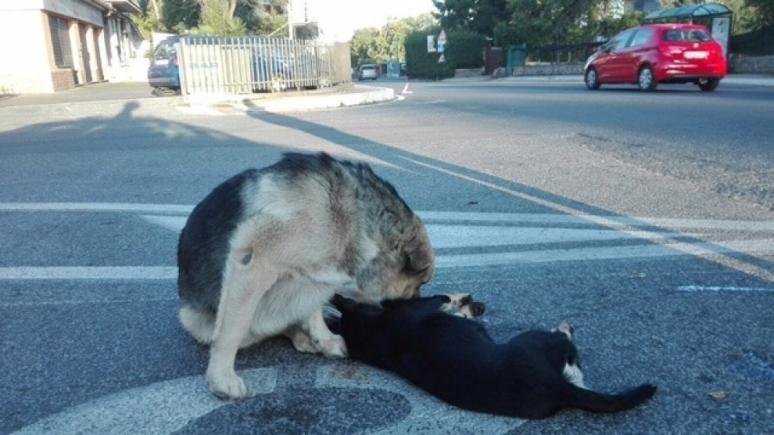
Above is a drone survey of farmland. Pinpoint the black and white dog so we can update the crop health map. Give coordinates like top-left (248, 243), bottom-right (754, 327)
top-left (329, 294), bottom-right (656, 419)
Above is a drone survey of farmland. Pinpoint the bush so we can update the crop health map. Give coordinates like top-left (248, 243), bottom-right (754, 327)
top-left (405, 29), bottom-right (485, 79)
top-left (732, 25), bottom-right (774, 56)
top-left (405, 29), bottom-right (454, 79)
top-left (446, 30), bottom-right (486, 69)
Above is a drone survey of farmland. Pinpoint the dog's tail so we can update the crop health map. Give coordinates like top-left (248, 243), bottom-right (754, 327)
top-left (564, 382), bottom-right (656, 414)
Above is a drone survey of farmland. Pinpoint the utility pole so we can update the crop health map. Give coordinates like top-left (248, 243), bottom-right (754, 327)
top-left (287, 0), bottom-right (294, 40)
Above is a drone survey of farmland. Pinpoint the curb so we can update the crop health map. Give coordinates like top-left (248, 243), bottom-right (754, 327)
top-left (241, 85), bottom-right (395, 113)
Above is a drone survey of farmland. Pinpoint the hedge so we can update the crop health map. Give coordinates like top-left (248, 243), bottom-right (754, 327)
top-left (405, 29), bottom-right (485, 79)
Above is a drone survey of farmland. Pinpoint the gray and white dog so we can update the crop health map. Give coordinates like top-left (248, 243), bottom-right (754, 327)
top-left (177, 152), bottom-right (435, 399)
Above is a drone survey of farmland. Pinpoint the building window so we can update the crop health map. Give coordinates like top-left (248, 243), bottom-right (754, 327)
top-left (49, 15), bottom-right (74, 68)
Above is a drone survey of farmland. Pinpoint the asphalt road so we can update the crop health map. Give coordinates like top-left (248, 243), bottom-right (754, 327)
top-left (1, 79), bottom-right (772, 434)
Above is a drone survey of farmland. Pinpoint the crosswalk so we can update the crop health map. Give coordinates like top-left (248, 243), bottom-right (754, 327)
top-left (0, 203), bottom-right (772, 280)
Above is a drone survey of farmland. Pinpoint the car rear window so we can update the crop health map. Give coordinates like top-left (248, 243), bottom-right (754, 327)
top-left (663, 29), bottom-right (712, 42)
top-left (361, 66), bottom-right (375, 71)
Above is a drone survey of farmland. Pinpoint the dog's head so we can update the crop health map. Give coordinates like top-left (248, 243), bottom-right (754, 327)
top-left (353, 214), bottom-right (435, 304)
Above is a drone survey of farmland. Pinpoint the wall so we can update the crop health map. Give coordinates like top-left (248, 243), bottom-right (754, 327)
top-left (731, 55), bottom-right (774, 74)
top-left (0, 10), bottom-right (54, 93)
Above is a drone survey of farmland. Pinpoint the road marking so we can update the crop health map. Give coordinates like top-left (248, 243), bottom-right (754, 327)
top-left (0, 266), bottom-right (178, 280)
top-left (677, 285), bottom-right (774, 293)
top-left (140, 214), bottom-right (699, 248)
top-left (0, 203), bottom-right (771, 280)
top-left (14, 364), bottom-right (521, 434)
top-left (437, 238), bottom-right (774, 268)
top-left (419, 211), bottom-right (774, 232)
top-left (13, 368), bottom-right (277, 435)
top-left (2, 203), bottom-right (772, 232)
top-left (317, 364), bottom-right (523, 433)
top-left (0, 202), bottom-right (192, 214)
top-left (2, 237), bottom-right (772, 281)
top-left (399, 157), bottom-right (774, 282)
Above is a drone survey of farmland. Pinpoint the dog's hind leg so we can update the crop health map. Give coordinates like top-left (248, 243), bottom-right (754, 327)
top-left (206, 249), bottom-right (279, 400)
top-left (179, 305), bottom-right (215, 344)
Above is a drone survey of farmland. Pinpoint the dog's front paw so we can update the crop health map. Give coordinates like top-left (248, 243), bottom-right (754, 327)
top-left (442, 293), bottom-right (486, 318)
top-left (206, 367), bottom-right (247, 400)
top-left (318, 334), bottom-right (348, 358)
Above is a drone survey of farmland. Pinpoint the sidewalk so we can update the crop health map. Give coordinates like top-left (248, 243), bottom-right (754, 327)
top-left (183, 84), bottom-right (395, 114)
top-left (0, 82), bottom-right (395, 114)
top-left (0, 82), bottom-right (161, 108)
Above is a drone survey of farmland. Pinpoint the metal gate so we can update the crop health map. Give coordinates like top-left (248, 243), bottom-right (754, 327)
top-left (177, 36), bottom-right (351, 97)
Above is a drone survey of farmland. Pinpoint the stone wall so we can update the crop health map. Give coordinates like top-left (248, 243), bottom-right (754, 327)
top-left (511, 63), bottom-right (584, 76)
top-left (51, 69), bottom-right (77, 91)
top-left (731, 55), bottom-right (774, 74)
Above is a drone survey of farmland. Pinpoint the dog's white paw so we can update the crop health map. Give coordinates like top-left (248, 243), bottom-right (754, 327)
top-left (206, 367), bottom-right (247, 400)
top-left (441, 293), bottom-right (485, 318)
top-left (288, 330), bottom-right (317, 354)
top-left (442, 293), bottom-right (471, 310)
top-left (319, 334), bottom-right (348, 358)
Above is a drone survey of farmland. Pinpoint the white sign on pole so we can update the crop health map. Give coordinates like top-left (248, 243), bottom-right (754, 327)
top-left (711, 17), bottom-right (730, 57)
top-left (427, 35), bottom-right (436, 53)
top-left (437, 29), bottom-right (447, 54)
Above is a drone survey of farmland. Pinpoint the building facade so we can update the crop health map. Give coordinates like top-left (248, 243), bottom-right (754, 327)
top-left (0, 0), bottom-right (145, 94)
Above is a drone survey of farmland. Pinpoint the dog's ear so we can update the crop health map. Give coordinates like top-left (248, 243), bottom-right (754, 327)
top-left (330, 294), bottom-right (357, 313)
top-left (403, 233), bottom-right (433, 275)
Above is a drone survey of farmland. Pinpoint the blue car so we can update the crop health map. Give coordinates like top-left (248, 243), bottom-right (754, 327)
top-left (148, 36), bottom-right (180, 90)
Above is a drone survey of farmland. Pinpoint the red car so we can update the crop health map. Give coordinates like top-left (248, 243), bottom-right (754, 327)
top-left (584, 24), bottom-right (726, 92)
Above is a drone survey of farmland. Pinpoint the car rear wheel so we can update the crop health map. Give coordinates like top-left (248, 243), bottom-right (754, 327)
top-left (638, 66), bottom-right (657, 92)
top-left (698, 78), bottom-right (719, 92)
top-left (585, 68), bottom-right (600, 90)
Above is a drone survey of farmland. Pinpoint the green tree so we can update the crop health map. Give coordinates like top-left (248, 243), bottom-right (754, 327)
top-left (433, 0), bottom-right (507, 36)
top-left (194, 0), bottom-right (247, 35)
top-left (162, 0), bottom-right (200, 32)
top-left (433, 0), bottom-right (476, 30)
top-left (350, 14), bottom-right (437, 67)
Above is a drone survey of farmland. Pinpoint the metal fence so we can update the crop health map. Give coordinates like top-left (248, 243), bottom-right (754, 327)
top-left (527, 42), bottom-right (604, 64)
top-left (177, 36), bottom-right (351, 96)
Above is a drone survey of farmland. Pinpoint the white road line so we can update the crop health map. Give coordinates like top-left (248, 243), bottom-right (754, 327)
top-left (139, 215), bottom-right (698, 248)
top-left (0, 266), bottom-right (178, 280)
top-left (399, 157), bottom-right (774, 282)
top-left (438, 238), bottom-right (774, 269)
top-left (418, 211), bottom-right (774, 232)
top-left (677, 285), bottom-right (774, 293)
top-left (427, 224), bottom-right (696, 249)
top-left (1, 202), bottom-right (772, 280)
top-left (1, 237), bottom-right (772, 281)
top-left (13, 368), bottom-right (277, 435)
top-left (0, 202), bottom-right (193, 214)
top-left (2, 203), bottom-right (773, 232)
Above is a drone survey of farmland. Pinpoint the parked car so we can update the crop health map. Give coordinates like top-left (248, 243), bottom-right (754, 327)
top-left (584, 24), bottom-right (726, 92)
top-left (358, 64), bottom-right (377, 80)
top-left (252, 54), bottom-right (294, 92)
top-left (147, 36), bottom-right (180, 90)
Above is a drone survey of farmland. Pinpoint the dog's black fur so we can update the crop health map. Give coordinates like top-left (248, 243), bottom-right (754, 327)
top-left (329, 295), bottom-right (656, 419)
